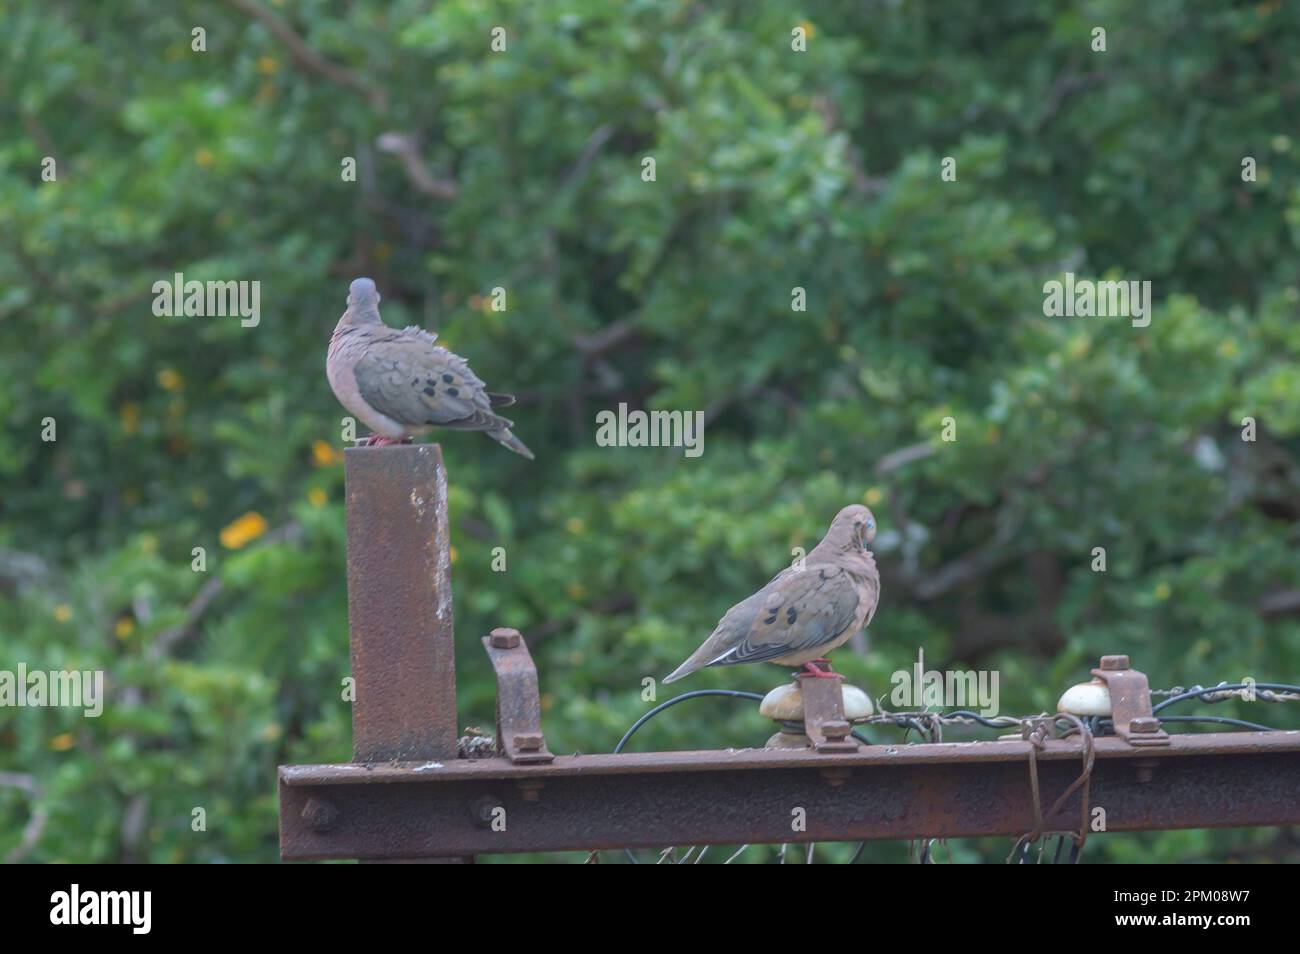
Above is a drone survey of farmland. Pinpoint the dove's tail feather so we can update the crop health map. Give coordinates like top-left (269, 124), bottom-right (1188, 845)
top-left (488, 428), bottom-right (535, 460)
top-left (663, 654), bottom-right (709, 684)
top-left (665, 638), bottom-right (741, 683)
top-left (486, 391), bottom-right (516, 407)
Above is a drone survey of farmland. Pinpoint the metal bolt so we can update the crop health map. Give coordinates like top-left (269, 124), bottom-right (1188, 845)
top-left (1100, 655), bottom-right (1131, 671)
top-left (513, 732), bottom-right (543, 751)
top-left (822, 720), bottom-right (852, 740)
top-left (516, 780), bottom-right (545, 802)
top-left (1130, 717), bottom-right (1161, 734)
top-left (490, 627), bottom-right (521, 649)
top-left (301, 796), bottom-right (339, 833)
top-left (820, 766), bottom-right (852, 787)
top-left (470, 794), bottom-right (503, 828)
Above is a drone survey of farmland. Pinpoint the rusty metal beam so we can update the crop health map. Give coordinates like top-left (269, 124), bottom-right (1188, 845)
top-left (279, 732), bottom-right (1300, 859)
top-left (326, 445), bottom-right (466, 864)
top-left (342, 444), bottom-right (457, 763)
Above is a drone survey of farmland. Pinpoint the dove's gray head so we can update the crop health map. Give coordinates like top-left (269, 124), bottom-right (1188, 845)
top-left (347, 277), bottom-right (380, 307)
top-left (824, 504), bottom-right (877, 552)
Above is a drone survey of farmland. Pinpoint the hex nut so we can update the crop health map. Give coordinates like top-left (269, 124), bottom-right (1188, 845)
top-left (489, 627), bottom-right (521, 649)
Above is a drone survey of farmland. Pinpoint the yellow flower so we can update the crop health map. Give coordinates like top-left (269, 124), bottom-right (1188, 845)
top-left (798, 20), bottom-right (816, 38)
top-left (194, 147), bottom-right (215, 168)
top-left (157, 368), bottom-right (183, 391)
top-left (308, 487), bottom-right (328, 508)
top-left (566, 581), bottom-right (586, 599)
top-left (449, 544), bottom-right (459, 565)
top-left (115, 617), bottom-right (135, 639)
top-left (49, 733), bottom-right (76, 752)
top-left (1154, 582), bottom-right (1172, 601)
top-left (565, 517), bottom-right (586, 535)
top-left (220, 511), bottom-right (268, 549)
top-left (54, 604), bottom-right (73, 622)
top-left (311, 440), bottom-right (341, 467)
top-left (119, 402), bottom-right (140, 435)
top-left (864, 487), bottom-right (884, 506)
top-left (256, 56), bottom-right (279, 75)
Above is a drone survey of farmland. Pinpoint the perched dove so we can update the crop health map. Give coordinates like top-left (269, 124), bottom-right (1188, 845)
top-left (327, 278), bottom-right (534, 458)
top-left (663, 505), bottom-right (880, 683)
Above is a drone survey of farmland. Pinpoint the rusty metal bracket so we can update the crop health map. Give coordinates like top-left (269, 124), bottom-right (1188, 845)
top-left (483, 628), bottom-right (554, 765)
top-left (1092, 654), bottom-right (1169, 747)
top-left (797, 673), bottom-right (859, 753)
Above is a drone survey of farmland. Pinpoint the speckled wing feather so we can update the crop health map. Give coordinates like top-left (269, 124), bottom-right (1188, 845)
top-left (352, 328), bottom-right (514, 433)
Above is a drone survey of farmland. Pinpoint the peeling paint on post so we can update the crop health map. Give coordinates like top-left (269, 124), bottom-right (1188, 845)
top-left (345, 444), bottom-right (458, 763)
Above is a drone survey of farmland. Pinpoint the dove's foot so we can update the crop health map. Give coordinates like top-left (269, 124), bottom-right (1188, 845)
top-left (357, 435), bottom-right (413, 447)
top-left (796, 659), bottom-right (843, 679)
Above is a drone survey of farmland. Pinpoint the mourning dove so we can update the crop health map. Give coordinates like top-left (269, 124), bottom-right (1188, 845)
top-left (327, 278), bottom-right (534, 458)
top-left (663, 505), bottom-right (880, 683)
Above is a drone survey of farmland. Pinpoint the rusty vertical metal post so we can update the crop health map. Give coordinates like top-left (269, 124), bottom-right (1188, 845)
top-left (345, 444), bottom-right (458, 763)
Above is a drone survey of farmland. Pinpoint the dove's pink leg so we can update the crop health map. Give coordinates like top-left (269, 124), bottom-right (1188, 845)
top-left (797, 658), bottom-right (842, 679)
top-left (358, 435), bottom-right (413, 447)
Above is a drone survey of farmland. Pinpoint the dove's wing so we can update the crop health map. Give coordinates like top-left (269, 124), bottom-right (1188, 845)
top-left (663, 564), bottom-right (863, 681)
top-left (712, 564), bottom-right (862, 665)
top-left (352, 328), bottom-right (514, 432)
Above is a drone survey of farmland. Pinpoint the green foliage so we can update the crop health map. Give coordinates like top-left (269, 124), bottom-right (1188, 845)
top-left (1, 0), bottom-right (1297, 862)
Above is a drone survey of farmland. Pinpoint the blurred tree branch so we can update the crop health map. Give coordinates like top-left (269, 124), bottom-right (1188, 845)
top-left (0, 772), bottom-right (47, 863)
top-left (223, 0), bottom-right (387, 109)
